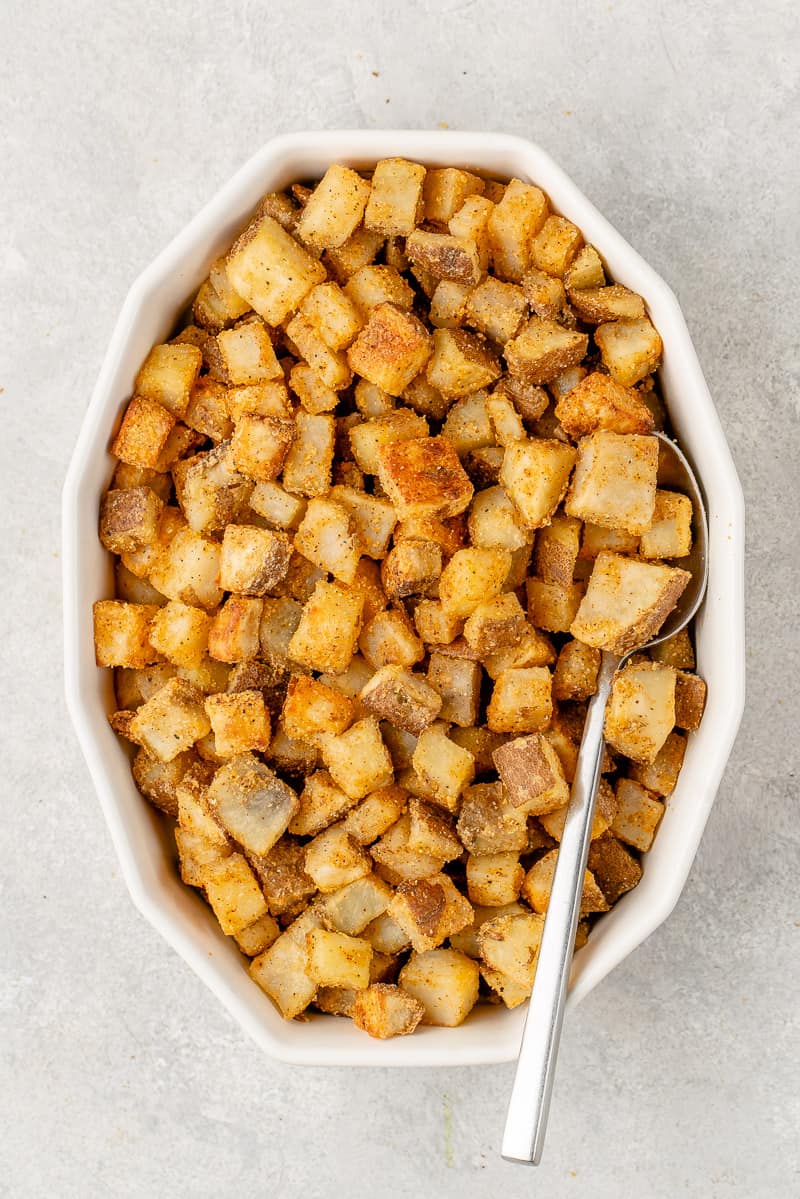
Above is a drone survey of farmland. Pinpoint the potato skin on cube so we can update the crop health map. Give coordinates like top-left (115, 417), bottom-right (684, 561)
top-left (555, 371), bottom-right (654, 438)
top-left (492, 732), bottom-right (569, 814)
top-left (111, 396), bottom-right (176, 469)
top-left (505, 317), bottom-right (588, 385)
top-left (219, 525), bottom-right (291, 596)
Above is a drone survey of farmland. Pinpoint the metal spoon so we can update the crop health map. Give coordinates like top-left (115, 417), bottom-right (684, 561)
top-left (502, 431), bottom-right (709, 1166)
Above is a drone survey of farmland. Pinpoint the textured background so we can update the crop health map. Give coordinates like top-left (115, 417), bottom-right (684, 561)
top-left (2, 1), bottom-right (798, 1195)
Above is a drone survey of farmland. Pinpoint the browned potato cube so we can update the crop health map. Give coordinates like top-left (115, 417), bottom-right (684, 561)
top-left (359, 607), bottom-right (424, 669)
top-left (569, 284), bottom-right (645, 323)
top-left (485, 390), bottom-right (526, 447)
top-left (294, 497), bottom-right (362, 585)
top-left (399, 947), bottom-right (479, 1026)
top-left (527, 577), bottom-right (585, 633)
top-left (201, 852), bottom-right (269, 935)
top-left (258, 596), bottom-right (301, 667)
top-left (441, 391), bottom-right (494, 457)
top-left (233, 911), bottom-right (281, 957)
top-left (281, 409), bottom-right (335, 497)
top-left (219, 525), bottom-right (291, 595)
top-left (344, 784), bottom-right (408, 845)
top-left (539, 774), bottom-right (615, 841)
top-left (605, 659), bottom-right (676, 764)
top-left (628, 730), bottom-right (687, 796)
top-left (370, 812), bottom-right (446, 883)
top-left (571, 552), bottom-right (691, 655)
top-left (248, 837), bottom-right (316, 916)
top-left (587, 834), bottom-right (643, 904)
top-left (483, 623), bottom-right (555, 679)
top-left (172, 443), bottom-right (252, 536)
top-left (429, 280), bottom-right (472, 329)
top-left (466, 853), bottom-right (524, 906)
top-left (487, 179), bottom-right (548, 280)
top-left (111, 396), bottom-right (176, 468)
top-left (533, 514), bottom-right (581, 587)
top-left (376, 434), bottom-right (473, 520)
top-left (564, 243), bottom-right (606, 290)
top-left (289, 771), bottom-right (356, 836)
top-left (288, 580), bottom-right (364, 674)
top-left (132, 747), bottom-right (202, 816)
top-left (555, 371), bottom-right (654, 438)
top-left (147, 524), bottom-right (223, 611)
top-left (423, 167), bottom-right (485, 223)
top-left (329, 485), bottom-right (397, 560)
top-left (285, 314), bottom-right (352, 392)
top-left (319, 717), bottom-right (394, 800)
top-left (674, 670), bottom-right (707, 730)
top-left (294, 165), bottom-right (371, 250)
top-left (388, 874), bottom-right (473, 953)
top-left (487, 666), bottom-right (553, 735)
top-left (128, 677), bottom-right (211, 761)
top-left (93, 600), bottom-right (159, 668)
top-left (324, 225), bottom-right (385, 283)
top-left (305, 928), bottom-right (372, 988)
top-left (522, 849), bottom-right (609, 916)
top-left (299, 281), bottom-right (363, 351)
top-left (463, 592), bottom-right (527, 656)
top-left (553, 639), bottom-right (601, 702)
top-left (505, 318), bottom-right (588, 385)
top-left (426, 654), bottom-right (481, 727)
top-left (209, 753), bottom-right (299, 855)
top-left (320, 874), bottom-right (394, 936)
top-left (612, 778), bottom-right (665, 851)
top-left (649, 628), bottom-right (695, 670)
top-left (465, 277), bottom-right (527, 344)
top-left (216, 319), bottom-right (282, 386)
top-left (639, 490), bottom-right (693, 559)
top-left (344, 263), bottom-right (415, 316)
top-left (349, 408), bottom-right (429, 474)
top-left (595, 317), bottom-right (663, 387)
top-left (381, 540), bottom-right (442, 600)
top-left (249, 908), bottom-right (324, 1018)
top-left (439, 547), bottom-right (511, 619)
top-left (426, 328), bottom-right (501, 399)
top-left (500, 439), bottom-right (577, 529)
top-left (359, 665), bottom-right (442, 735)
top-left (405, 797), bottom-right (461, 861)
top-left (413, 600), bottom-right (463, 646)
top-left (530, 215), bottom-right (583, 277)
top-left (456, 783), bottom-right (529, 855)
top-left (449, 193), bottom-right (494, 269)
top-left (282, 674), bottom-right (355, 745)
top-left (148, 600), bottom-right (211, 668)
top-left (565, 431), bottom-right (658, 535)
top-left (351, 983), bottom-right (424, 1039)
top-left (493, 732), bottom-right (569, 814)
top-left (347, 303), bottom-right (433, 397)
top-left (468, 485), bottom-right (529, 552)
top-left (226, 214), bottom-right (326, 326)
top-left (100, 487), bottom-right (164, 556)
top-left (134, 343), bottom-right (202, 418)
top-left (205, 690), bottom-right (271, 757)
top-left (406, 230), bottom-right (481, 286)
top-left (478, 910), bottom-right (545, 987)
top-left (412, 723), bottom-right (475, 813)
top-left (208, 596), bottom-right (262, 662)
top-left (304, 823), bottom-right (372, 892)
top-left (225, 381), bottom-right (291, 423)
top-left (230, 414), bottom-right (294, 482)
top-left (364, 158), bottom-right (426, 236)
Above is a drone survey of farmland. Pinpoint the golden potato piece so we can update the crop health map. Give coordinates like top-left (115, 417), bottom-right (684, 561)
top-left (376, 434), bottom-right (473, 520)
top-left (570, 552), bottom-right (690, 655)
top-left (555, 372), bottom-right (655, 438)
top-left (347, 303), bottom-right (433, 397)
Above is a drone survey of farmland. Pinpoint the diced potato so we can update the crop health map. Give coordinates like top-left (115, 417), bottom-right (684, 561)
top-left (349, 408), bottom-right (428, 474)
top-left (594, 317), bottom-right (663, 387)
top-left (521, 268), bottom-right (567, 321)
top-left (381, 540), bottom-right (442, 600)
top-left (534, 514), bottom-right (581, 587)
top-left (483, 623), bottom-right (555, 679)
top-left (587, 835), bottom-right (643, 904)
top-left (468, 485), bottom-right (529, 552)
top-left (321, 874), bottom-right (393, 935)
top-left (639, 490), bottom-right (693, 559)
top-left (478, 911), bottom-right (545, 986)
top-left (282, 675), bottom-right (355, 748)
top-left (347, 303), bottom-right (433, 397)
top-left (344, 263), bottom-right (415, 316)
top-left (230, 414), bottom-right (294, 482)
top-left (225, 381), bottom-right (291, 422)
top-left (353, 379), bottom-right (394, 420)
top-left (406, 798), bottom-right (462, 861)
top-left (294, 164), bottom-right (371, 250)
top-left (285, 313), bottom-right (352, 391)
top-left (360, 665), bottom-right (442, 735)
top-left (465, 276), bottom-right (527, 344)
top-left (216, 319), bottom-right (282, 385)
top-left (305, 929), bottom-right (372, 989)
top-left (564, 243), bottom-right (606, 290)
top-left (571, 552), bottom-right (691, 655)
top-left (466, 853), bottom-right (524, 906)
top-left (500, 438), bottom-right (577, 529)
top-left (629, 729), bottom-right (687, 796)
top-left (479, 964), bottom-right (532, 1009)
top-left (439, 547), bottom-right (511, 619)
top-left (329, 485), bottom-right (397, 560)
top-left (674, 670), bottom-right (707, 730)
top-left (530, 215), bottom-right (583, 278)
top-left (248, 837), bottom-right (316, 916)
top-left (258, 596), bottom-right (302, 668)
top-left (406, 230), bottom-right (481, 286)
top-left (579, 522), bottom-right (640, 560)
top-left (359, 606), bottom-right (424, 669)
top-left (134, 343), bottom-right (202, 419)
top-left (612, 778), bottom-right (665, 852)
top-left (208, 753), bottom-right (299, 855)
top-left (281, 409), bottom-right (335, 497)
top-left (146, 524), bottom-right (222, 611)
top-left (208, 596), bottom-right (262, 662)
top-left (426, 328), bottom-right (501, 399)
top-left (304, 823), bottom-right (372, 892)
top-left (111, 396), bottom-right (176, 469)
top-left (299, 281), bottom-right (363, 351)
top-left (293, 497), bottom-right (361, 584)
top-left (289, 771), bottom-right (357, 836)
top-left (522, 850), bottom-right (609, 916)
top-left (403, 372), bottom-right (451, 421)
top-left (364, 158), bottom-right (426, 236)
top-left (604, 659), bottom-right (676, 763)
top-left (219, 525), bottom-right (291, 596)
top-left (449, 194), bottom-right (494, 270)
top-left (505, 318), bottom-right (588, 385)
top-left (172, 442), bottom-right (253, 536)
top-left (288, 362), bottom-right (339, 415)
top-left (351, 983), bottom-right (424, 1039)
top-left (492, 732), bottom-right (569, 814)
top-left (650, 629), bottom-right (695, 670)
top-left (441, 391), bottom-right (494, 457)
top-left (423, 167), bottom-right (484, 223)
top-left (463, 592), bottom-right (527, 656)
top-left (249, 480), bottom-right (307, 530)
top-left (553, 639), bottom-right (601, 701)
top-left (201, 852), bottom-right (269, 935)
top-left (183, 377), bottom-right (234, 442)
top-left (539, 777), bottom-right (617, 842)
top-left (388, 874), bottom-right (473, 953)
top-left (487, 179), bottom-right (548, 280)
top-left (127, 677), bottom-right (209, 761)
top-left (226, 214), bottom-right (326, 326)
top-left (370, 813), bottom-right (445, 883)
top-left (414, 600), bottom-right (463, 646)
top-left (411, 723), bottom-right (475, 813)
top-left (565, 431), bottom-right (658, 535)
top-left (399, 948), bottom-right (479, 1026)
top-left (527, 578), bottom-right (585, 633)
top-left (485, 391), bottom-right (526, 447)
top-left (100, 487), bottom-right (164, 556)
top-left (204, 690), bottom-right (270, 757)
top-left (176, 773), bottom-right (231, 847)
top-left (132, 747), bottom-right (201, 816)
top-left (249, 908), bottom-right (325, 1019)
top-left (288, 580), bottom-right (364, 674)
top-left (376, 434), bottom-right (473, 522)
top-left (234, 911), bottom-right (281, 957)
top-left (456, 783), bottom-right (529, 854)
top-left (319, 717), bottom-right (394, 800)
top-left (344, 784), bottom-right (408, 845)
top-left (93, 600), bottom-right (159, 668)
top-left (429, 280), bottom-right (472, 329)
top-left (323, 226), bottom-right (385, 283)
top-left (362, 911), bottom-right (412, 954)
top-left (426, 654), bottom-right (481, 727)
top-left (487, 666), bottom-right (553, 734)
top-left (569, 284), bottom-right (645, 323)
top-left (266, 721), bottom-right (319, 777)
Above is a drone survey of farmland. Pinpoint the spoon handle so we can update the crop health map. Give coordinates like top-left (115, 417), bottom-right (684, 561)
top-left (502, 650), bottom-right (619, 1165)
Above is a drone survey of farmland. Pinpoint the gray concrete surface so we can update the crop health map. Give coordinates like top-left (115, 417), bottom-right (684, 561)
top-left (2, 1), bottom-right (798, 1195)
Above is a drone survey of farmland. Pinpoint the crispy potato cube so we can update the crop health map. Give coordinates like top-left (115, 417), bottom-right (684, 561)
top-left (406, 230), bottom-right (481, 286)
top-left (463, 593), bottom-right (526, 656)
top-left (497, 375), bottom-right (551, 420)
top-left (487, 666), bottom-right (553, 735)
top-left (500, 438), bottom-right (577, 530)
top-left (126, 677), bottom-right (210, 761)
top-left (344, 784), bottom-right (408, 845)
top-left (148, 600), bottom-right (211, 668)
top-left (321, 874), bottom-right (393, 935)
top-left (579, 522), bottom-right (640, 560)
top-left (381, 540), bottom-right (442, 600)
top-left (468, 485), bottom-right (529, 552)
top-left (299, 281), bottom-right (363, 351)
top-left (347, 303), bottom-right (433, 397)
top-left (587, 835), bottom-right (643, 904)
top-left (612, 778), bottom-right (665, 851)
top-left (426, 328), bottom-right (501, 399)
top-left (100, 487), bottom-right (164, 555)
top-left (485, 391), bottom-right (526, 447)
top-left (650, 629), bottom-right (695, 670)
top-left (629, 729), bottom-right (687, 796)
top-left (144, 522), bottom-right (223, 609)
top-left (360, 665), bottom-right (442, 735)
top-left (522, 850), bottom-right (609, 916)
top-left (479, 964), bottom-right (531, 1009)
top-left (521, 268), bottom-right (567, 320)
top-left (527, 578), bottom-right (585, 633)
top-left (208, 596), bottom-right (262, 662)
top-left (569, 284), bottom-right (645, 323)
top-left (93, 600), bottom-right (159, 668)
top-left (441, 391), bottom-right (494, 457)
top-left (204, 690), bottom-right (270, 757)
top-left (439, 547), bottom-right (511, 619)
top-left (604, 659), bottom-right (676, 763)
top-left (674, 670), bottom-right (707, 730)
top-left (176, 772), bottom-right (230, 847)
top-left (305, 929), bottom-right (372, 989)
top-left (132, 747), bottom-right (202, 816)
top-left (319, 717), bottom-right (394, 800)
top-left (395, 511), bottom-right (466, 555)
top-left (225, 380), bottom-right (291, 423)
top-left (493, 732), bottom-right (569, 814)
top-left (553, 639), bottom-right (601, 702)
top-left (571, 552), bottom-right (690, 655)
top-left (505, 317), bottom-right (588, 385)
top-left (201, 852), bottom-right (268, 935)
top-left (449, 194), bottom-right (494, 269)
top-left (467, 853), bottom-right (524, 906)
top-left (465, 277), bottom-right (527, 344)
top-left (405, 798), bottom-right (461, 861)
top-left (216, 319), bottom-right (282, 386)
top-left (349, 408), bottom-right (429, 474)
top-left (346, 557), bottom-right (388, 623)
top-left (134, 342), bottom-right (202, 419)
top-left (219, 525), bottom-right (291, 596)
top-left (352, 983), bottom-right (424, 1039)
top-left (111, 395), bottom-right (176, 468)
top-left (257, 596), bottom-right (301, 667)
top-left (230, 414), bottom-right (294, 482)
top-left (354, 378), bottom-right (395, 419)
top-left (294, 164), bottom-right (371, 250)
top-left (304, 823), bottom-right (371, 892)
top-left (115, 561), bottom-right (166, 607)
top-left (539, 777), bottom-right (617, 842)
top-left (388, 874), bottom-right (473, 954)
top-left (398, 948), bottom-right (479, 1026)
top-left (565, 431), bottom-right (658, 535)
top-left (564, 243), bottom-right (606, 290)
top-left (376, 434), bottom-right (473, 522)
top-left (478, 911), bottom-right (544, 986)
top-left (359, 606), bottom-right (424, 669)
top-left (323, 225), bottom-right (385, 283)
top-left (226, 214), bottom-right (326, 326)
top-left (111, 461), bottom-right (172, 501)
top-left (595, 317), bottom-right (663, 387)
top-left (640, 490), bottom-right (693, 559)
top-left (234, 911), bottom-right (281, 957)
top-left (209, 754), bottom-right (298, 855)
top-left (413, 599), bottom-right (463, 646)
top-left (456, 782), bottom-right (529, 855)
top-left (293, 497), bottom-right (361, 584)
top-left (344, 264), bottom-right (416, 316)
top-left (426, 654), bottom-right (481, 727)
top-left (173, 443), bottom-right (253, 536)
top-left (483, 622), bottom-right (555, 678)
top-left (329, 485), bottom-right (397, 559)
top-left (370, 813), bottom-right (445, 883)
top-left (248, 837), bottom-right (316, 915)
top-left (254, 191), bottom-right (300, 231)
top-left (530, 214), bottom-right (583, 278)
top-left (183, 377), bottom-right (234, 442)
top-left (429, 280), bottom-right (472, 329)
top-left (290, 771), bottom-right (357, 836)
top-left (285, 313), bottom-right (351, 390)
top-left (288, 580), bottom-right (364, 674)
top-left (282, 674), bottom-right (355, 746)
top-left (556, 371), bottom-right (655, 439)
top-left (287, 362), bottom-right (337, 417)
top-left (534, 514), bottom-right (581, 587)
top-left (281, 409), bottom-right (335, 497)
top-left (362, 911), bottom-right (412, 954)
top-left (487, 179), bottom-right (548, 280)
top-left (423, 167), bottom-right (484, 223)
top-left (403, 372), bottom-right (451, 421)
top-left (412, 723), bottom-right (475, 813)
top-left (364, 158), bottom-right (426, 236)
top-left (249, 908), bottom-right (325, 1018)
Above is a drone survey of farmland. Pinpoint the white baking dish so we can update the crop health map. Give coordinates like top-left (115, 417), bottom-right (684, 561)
top-left (62, 130), bottom-right (745, 1066)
